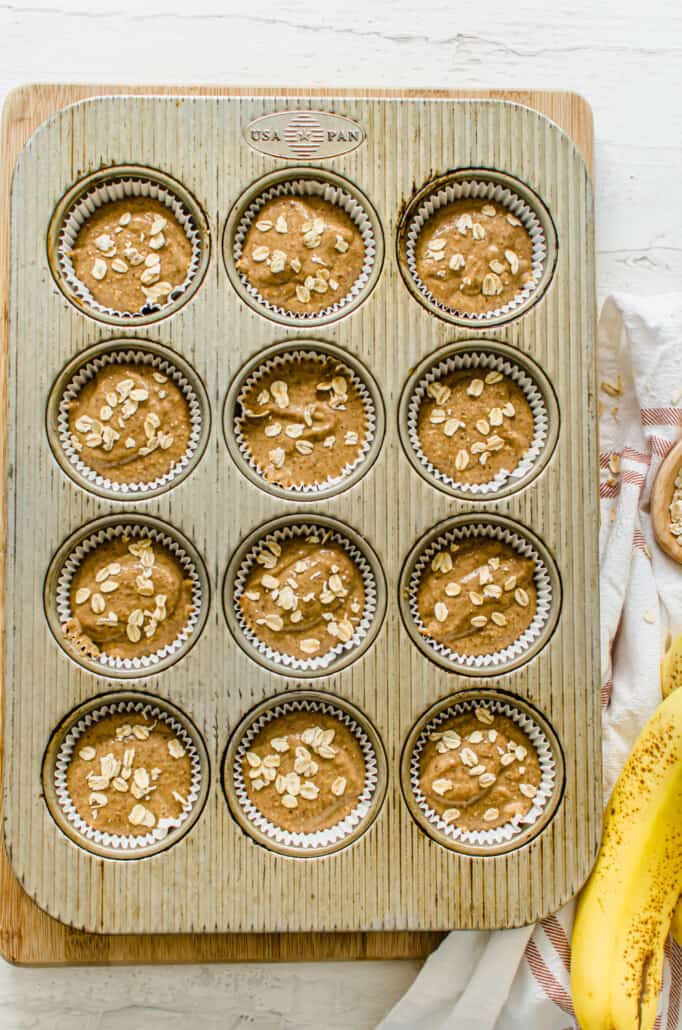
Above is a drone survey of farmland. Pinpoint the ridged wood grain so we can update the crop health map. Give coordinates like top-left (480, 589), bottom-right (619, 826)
top-left (0, 85), bottom-right (598, 964)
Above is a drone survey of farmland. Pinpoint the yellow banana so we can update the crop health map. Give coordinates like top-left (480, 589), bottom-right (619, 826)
top-left (571, 688), bottom-right (682, 1030)
top-left (660, 631), bottom-right (682, 698)
top-left (673, 897), bottom-right (682, 947)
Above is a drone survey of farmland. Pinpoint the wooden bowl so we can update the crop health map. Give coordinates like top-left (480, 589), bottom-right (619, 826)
top-left (652, 438), bottom-right (682, 563)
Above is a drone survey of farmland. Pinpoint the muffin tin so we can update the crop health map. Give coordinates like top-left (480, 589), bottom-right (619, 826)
top-left (4, 94), bottom-right (600, 935)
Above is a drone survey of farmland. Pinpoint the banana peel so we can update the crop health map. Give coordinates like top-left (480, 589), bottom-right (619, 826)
top-left (571, 688), bottom-right (682, 1029)
top-left (660, 633), bottom-right (682, 947)
top-left (661, 630), bottom-right (682, 698)
top-left (673, 897), bottom-right (682, 947)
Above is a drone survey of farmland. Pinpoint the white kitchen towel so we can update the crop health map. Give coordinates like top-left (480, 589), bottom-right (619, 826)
top-left (378, 293), bottom-right (682, 1030)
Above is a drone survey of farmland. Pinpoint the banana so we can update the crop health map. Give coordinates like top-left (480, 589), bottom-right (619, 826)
top-left (673, 897), bottom-right (682, 948)
top-left (571, 688), bottom-right (682, 1030)
top-left (660, 631), bottom-right (682, 698)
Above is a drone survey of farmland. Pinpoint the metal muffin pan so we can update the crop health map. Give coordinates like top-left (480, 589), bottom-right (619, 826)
top-left (4, 95), bottom-right (599, 933)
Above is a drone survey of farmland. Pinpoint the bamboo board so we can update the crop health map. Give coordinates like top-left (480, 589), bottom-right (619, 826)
top-left (0, 85), bottom-right (596, 965)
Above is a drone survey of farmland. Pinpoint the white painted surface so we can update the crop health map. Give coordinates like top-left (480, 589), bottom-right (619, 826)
top-left (0, 0), bottom-right (675, 1025)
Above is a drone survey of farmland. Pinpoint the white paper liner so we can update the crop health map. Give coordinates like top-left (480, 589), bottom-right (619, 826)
top-left (56, 175), bottom-right (202, 320)
top-left (233, 349), bottom-right (377, 494)
top-left (407, 523), bottom-right (553, 670)
top-left (409, 696), bottom-right (557, 848)
top-left (404, 178), bottom-right (548, 322)
top-left (233, 522), bottom-right (378, 672)
top-left (56, 523), bottom-right (203, 672)
top-left (406, 351), bottom-right (549, 495)
top-left (52, 698), bottom-right (203, 853)
top-left (56, 348), bottom-right (204, 496)
top-left (232, 178), bottom-right (377, 322)
top-left (231, 697), bottom-right (380, 852)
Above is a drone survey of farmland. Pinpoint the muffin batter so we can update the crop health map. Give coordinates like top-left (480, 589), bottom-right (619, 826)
top-left (416, 538), bottom-right (537, 657)
top-left (415, 199), bottom-right (534, 315)
top-left (668, 467), bottom-right (682, 540)
top-left (65, 363), bottom-right (192, 485)
top-left (416, 367), bottom-right (535, 485)
top-left (65, 710), bottom-right (193, 836)
top-left (236, 195), bottom-right (364, 315)
top-left (241, 710), bottom-right (366, 834)
top-left (69, 197), bottom-right (193, 313)
top-left (238, 531), bottom-right (365, 661)
top-left (419, 706), bottom-right (542, 832)
top-left (237, 356), bottom-right (368, 489)
top-left (64, 535), bottom-right (195, 661)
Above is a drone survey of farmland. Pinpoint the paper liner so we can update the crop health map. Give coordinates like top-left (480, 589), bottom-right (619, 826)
top-left (56, 175), bottom-right (203, 320)
top-left (232, 522), bottom-right (378, 672)
top-left (52, 698), bottom-right (203, 853)
top-left (404, 178), bottom-right (547, 323)
top-left (232, 178), bottom-right (377, 322)
top-left (56, 348), bottom-right (204, 496)
top-left (55, 523), bottom-right (203, 672)
top-left (407, 523), bottom-right (553, 670)
top-left (406, 351), bottom-right (549, 496)
top-left (408, 696), bottom-right (557, 849)
top-left (231, 697), bottom-right (379, 852)
top-left (233, 349), bottom-right (377, 495)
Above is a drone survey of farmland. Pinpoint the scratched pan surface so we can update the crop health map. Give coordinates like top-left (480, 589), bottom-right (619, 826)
top-left (4, 95), bottom-right (600, 933)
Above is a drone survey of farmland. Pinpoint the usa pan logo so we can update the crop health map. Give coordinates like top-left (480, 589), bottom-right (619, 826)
top-left (244, 110), bottom-right (366, 160)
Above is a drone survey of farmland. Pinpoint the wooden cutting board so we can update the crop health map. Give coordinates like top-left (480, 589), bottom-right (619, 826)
top-left (0, 84), bottom-right (593, 966)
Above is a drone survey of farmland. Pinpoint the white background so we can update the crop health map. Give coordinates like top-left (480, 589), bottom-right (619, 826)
top-left (0, 0), bottom-right (678, 1026)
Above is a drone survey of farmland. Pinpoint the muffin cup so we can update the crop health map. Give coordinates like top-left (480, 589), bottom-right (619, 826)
top-left (399, 171), bottom-right (555, 326)
top-left (51, 342), bottom-right (208, 500)
top-left (226, 170), bottom-right (382, 326)
top-left (232, 346), bottom-right (379, 497)
top-left (224, 692), bottom-right (386, 857)
top-left (402, 692), bottom-right (562, 855)
top-left (402, 517), bottom-right (559, 674)
top-left (50, 167), bottom-right (208, 325)
top-left (48, 517), bottom-right (207, 677)
top-left (225, 515), bottom-right (386, 677)
top-left (44, 693), bottom-right (208, 859)
top-left (405, 348), bottom-right (551, 497)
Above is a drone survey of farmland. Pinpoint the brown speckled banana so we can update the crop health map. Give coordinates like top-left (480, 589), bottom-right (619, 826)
top-left (661, 630), bottom-right (682, 699)
top-left (571, 688), bottom-right (682, 1029)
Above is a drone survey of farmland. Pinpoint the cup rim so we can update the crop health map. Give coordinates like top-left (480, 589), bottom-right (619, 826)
top-left (223, 338), bottom-right (386, 501)
top-left (42, 690), bottom-right (210, 861)
top-left (396, 167), bottom-right (558, 327)
top-left (398, 513), bottom-right (562, 676)
top-left (44, 513), bottom-right (211, 680)
top-left (222, 688), bottom-right (388, 858)
top-left (222, 166), bottom-right (385, 328)
top-left (47, 163), bottom-right (211, 327)
top-left (222, 513), bottom-right (387, 679)
top-left (397, 338), bottom-right (560, 500)
top-left (46, 337), bottom-right (212, 501)
top-left (399, 688), bottom-right (565, 856)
